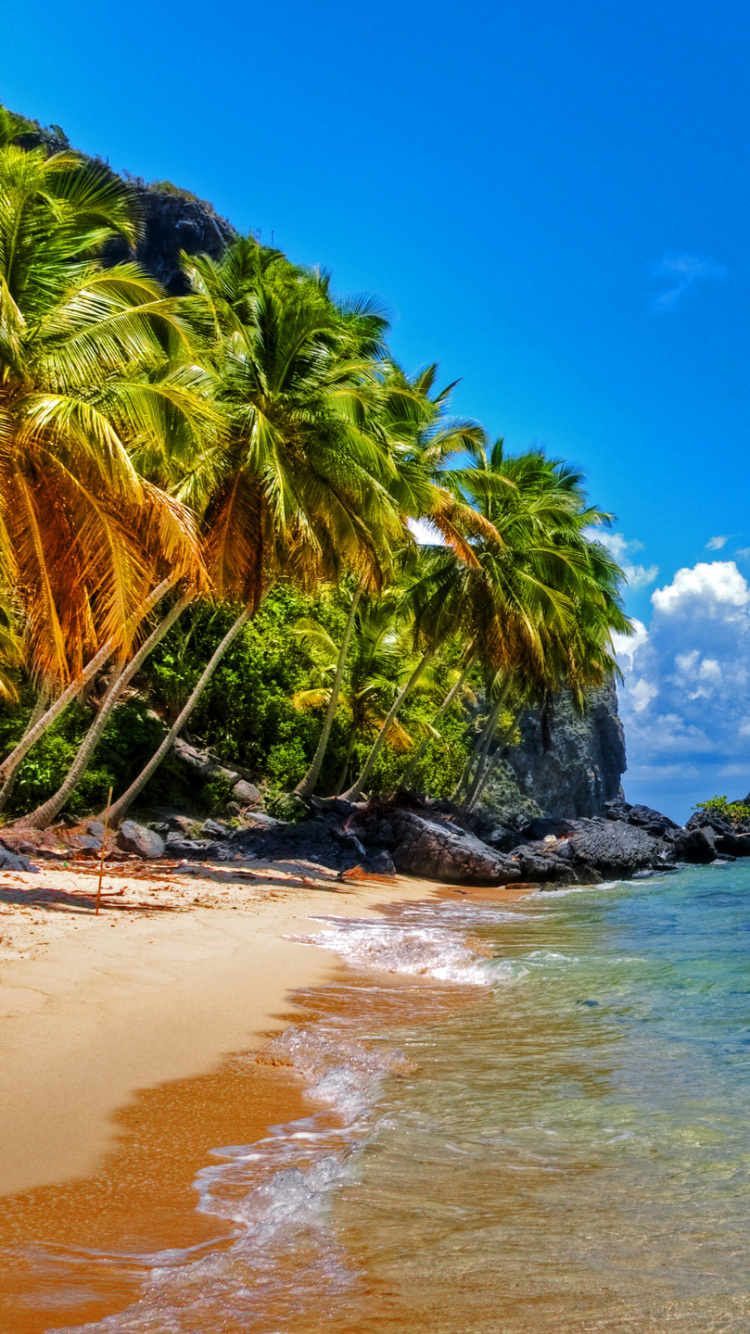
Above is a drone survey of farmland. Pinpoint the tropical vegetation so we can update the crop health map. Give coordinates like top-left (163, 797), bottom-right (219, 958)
top-left (0, 103), bottom-right (633, 827)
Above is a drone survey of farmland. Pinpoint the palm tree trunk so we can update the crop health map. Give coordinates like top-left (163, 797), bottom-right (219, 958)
top-left (463, 684), bottom-right (512, 812)
top-left (401, 657), bottom-right (474, 790)
top-left (0, 575), bottom-right (178, 782)
top-left (106, 607), bottom-right (251, 826)
top-left (466, 735), bottom-right (506, 813)
top-left (341, 650), bottom-right (434, 803)
top-left (451, 718), bottom-right (486, 804)
top-left (462, 698), bottom-right (502, 808)
top-left (294, 580), bottom-right (364, 800)
top-left (334, 727), bottom-right (357, 795)
top-left (0, 690), bottom-right (49, 815)
top-left (25, 595), bottom-right (192, 830)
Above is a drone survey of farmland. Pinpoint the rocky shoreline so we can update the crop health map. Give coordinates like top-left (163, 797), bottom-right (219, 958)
top-left (2, 793), bottom-right (746, 889)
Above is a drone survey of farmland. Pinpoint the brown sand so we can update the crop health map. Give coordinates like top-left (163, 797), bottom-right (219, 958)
top-left (0, 860), bottom-right (446, 1198)
top-left (0, 859), bottom-right (531, 1331)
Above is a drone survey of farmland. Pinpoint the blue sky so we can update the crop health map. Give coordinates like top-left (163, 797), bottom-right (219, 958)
top-left (3, 0), bottom-right (749, 820)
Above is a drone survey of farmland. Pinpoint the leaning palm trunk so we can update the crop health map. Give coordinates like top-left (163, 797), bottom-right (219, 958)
top-left (0, 576), bottom-right (179, 783)
top-left (400, 657), bottom-right (474, 791)
top-left (106, 608), bottom-right (251, 826)
top-left (335, 727), bottom-right (357, 795)
top-left (461, 698), bottom-right (503, 811)
top-left (25, 595), bottom-right (193, 830)
top-left (463, 685), bottom-right (512, 813)
top-left (450, 719), bottom-right (487, 804)
top-left (466, 732), bottom-right (507, 813)
top-left (341, 650), bottom-right (434, 803)
top-left (294, 581), bottom-right (365, 800)
top-left (0, 690), bottom-right (49, 815)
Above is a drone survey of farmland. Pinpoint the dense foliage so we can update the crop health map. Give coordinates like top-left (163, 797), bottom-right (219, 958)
top-left (0, 103), bottom-right (633, 825)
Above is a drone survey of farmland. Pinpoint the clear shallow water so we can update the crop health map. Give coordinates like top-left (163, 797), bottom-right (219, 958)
top-left (55, 864), bottom-right (750, 1332)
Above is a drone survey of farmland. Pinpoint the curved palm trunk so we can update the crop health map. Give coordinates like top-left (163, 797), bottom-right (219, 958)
top-left (0, 690), bottom-right (49, 815)
top-left (294, 581), bottom-right (364, 800)
top-left (106, 608), bottom-right (251, 826)
top-left (451, 720), bottom-right (486, 804)
top-left (463, 684), bottom-right (511, 812)
top-left (25, 595), bottom-right (192, 830)
top-left (466, 732), bottom-right (508, 813)
top-left (0, 576), bottom-right (178, 782)
top-left (462, 698), bottom-right (503, 810)
top-left (341, 650), bottom-right (433, 803)
top-left (400, 656), bottom-right (474, 791)
top-left (335, 727), bottom-right (357, 795)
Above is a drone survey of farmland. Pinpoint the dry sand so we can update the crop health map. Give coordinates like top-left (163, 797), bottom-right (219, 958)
top-left (0, 854), bottom-right (535, 1332)
top-left (0, 856), bottom-right (445, 1198)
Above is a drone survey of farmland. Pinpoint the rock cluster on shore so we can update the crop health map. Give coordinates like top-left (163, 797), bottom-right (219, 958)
top-left (3, 793), bottom-right (744, 889)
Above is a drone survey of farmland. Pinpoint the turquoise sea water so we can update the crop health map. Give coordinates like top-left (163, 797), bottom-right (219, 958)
top-left (63, 863), bottom-right (750, 1333)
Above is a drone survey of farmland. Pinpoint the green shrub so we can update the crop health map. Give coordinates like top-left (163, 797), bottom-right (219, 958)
top-left (693, 795), bottom-right (750, 824)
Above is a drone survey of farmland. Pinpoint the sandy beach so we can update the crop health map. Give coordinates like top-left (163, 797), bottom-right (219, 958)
top-left (0, 854), bottom-right (534, 1332)
top-left (0, 857), bottom-right (452, 1199)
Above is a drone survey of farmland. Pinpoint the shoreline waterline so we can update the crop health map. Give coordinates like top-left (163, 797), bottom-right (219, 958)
top-left (6, 865), bottom-right (748, 1333)
top-left (0, 866), bottom-right (527, 1330)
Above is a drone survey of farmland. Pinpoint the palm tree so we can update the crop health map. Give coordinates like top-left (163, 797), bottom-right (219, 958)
top-left (293, 362), bottom-right (499, 801)
top-left (293, 592), bottom-right (422, 794)
top-left (104, 237), bottom-right (404, 823)
top-left (0, 137), bottom-right (211, 795)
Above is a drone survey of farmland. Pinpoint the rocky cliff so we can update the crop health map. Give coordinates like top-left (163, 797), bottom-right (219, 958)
top-left (483, 680), bottom-right (627, 820)
top-left (103, 183), bottom-right (236, 294)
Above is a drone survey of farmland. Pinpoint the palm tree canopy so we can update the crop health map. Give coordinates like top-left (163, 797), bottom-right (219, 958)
top-left (0, 140), bottom-right (210, 687)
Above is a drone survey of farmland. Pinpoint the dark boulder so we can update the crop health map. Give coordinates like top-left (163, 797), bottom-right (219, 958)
top-left (200, 819), bottom-right (231, 840)
top-left (232, 779), bottom-right (261, 806)
top-left (354, 809), bottom-right (520, 885)
top-left (672, 824), bottom-right (717, 864)
top-left (485, 824), bottom-right (522, 852)
top-left (116, 820), bottom-right (165, 860)
top-left (0, 844), bottom-right (39, 872)
top-left (198, 817), bottom-right (391, 876)
top-left (164, 837), bottom-right (214, 858)
top-left (566, 818), bottom-right (671, 878)
top-left (509, 843), bottom-right (576, 884)
top-left (603, 800), bottom-right (680, 837)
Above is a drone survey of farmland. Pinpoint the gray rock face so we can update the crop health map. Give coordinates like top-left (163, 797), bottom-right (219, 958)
top-left (103, 187), bottom-right (235, 295)
top-left (491, 680), bottom-right (627, 819)
top-left (356, 810), bottom-right (520, 885)
top-left (116, 820), bottom-right (165, 860)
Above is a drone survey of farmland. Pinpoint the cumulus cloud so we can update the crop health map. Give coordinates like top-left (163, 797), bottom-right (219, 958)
top-left (595, 531), bottom-right (659, 592)
top-left (614, 560), bottom-right (750, 818)
top-left (706, 535), bottom-right (728, 550)
top-left (650, 251), bottom-right (728, 312)
top-left (651, 561), bottom-right (750, 617)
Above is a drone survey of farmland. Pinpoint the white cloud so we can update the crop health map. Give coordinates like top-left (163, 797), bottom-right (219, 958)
top-left (650, 251), bottom-right (728, 312)
top-left (651, 561), bottom-right (750, 617)
top-left (706, 535), bottom-right (728, 550)
top-left (594, 531), bottom-right (659, 593)
top-left (612, 618), bottom-right (648, 671)
top-left (615, 556), bottom-right (750, 817)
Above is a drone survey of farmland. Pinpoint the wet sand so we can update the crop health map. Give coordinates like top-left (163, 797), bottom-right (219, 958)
top-left (0, 861), bottom-right (528, 1331)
